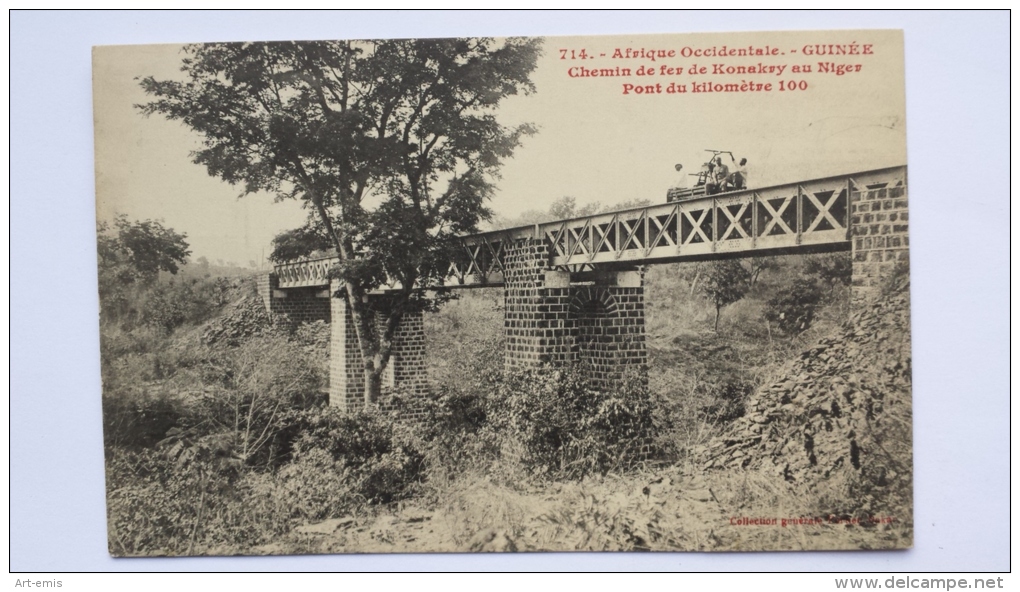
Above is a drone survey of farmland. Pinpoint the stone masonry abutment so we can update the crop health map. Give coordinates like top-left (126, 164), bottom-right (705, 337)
top-left (849, 182), bottom-right (909, 306)
top-left (256, 273), bottom-right (330, 328)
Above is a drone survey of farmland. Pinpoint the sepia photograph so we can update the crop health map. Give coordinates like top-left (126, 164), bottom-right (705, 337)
top-left (91, 29), bottom-right (914, 556)
top-left (10, 9), bottom-right (1015, 578)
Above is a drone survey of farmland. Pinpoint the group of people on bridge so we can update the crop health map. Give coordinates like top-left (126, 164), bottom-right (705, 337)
top-left (667, 152), bottom-right (749, 202)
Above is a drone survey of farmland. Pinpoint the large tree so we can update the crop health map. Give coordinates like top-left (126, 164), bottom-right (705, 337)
top-left (139, 38), bottom-right (541, 403)
top-left (96, 216), bottom-right (192, 324)
top-left (98, 216), bottom-right (191, 284)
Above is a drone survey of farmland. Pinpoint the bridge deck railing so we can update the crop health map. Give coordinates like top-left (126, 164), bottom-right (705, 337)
top-left (275, 166), bottom-right (906, 289)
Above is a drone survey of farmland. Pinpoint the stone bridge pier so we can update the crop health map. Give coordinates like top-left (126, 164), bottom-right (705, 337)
top-left (326, 282), bottom-right (429, 413)
top-left (257, 275), bottom-right (428, 413)
top-left (502, 238), bottom-right (648, 388)
top-left (258, 241), bottom-right (650, 412)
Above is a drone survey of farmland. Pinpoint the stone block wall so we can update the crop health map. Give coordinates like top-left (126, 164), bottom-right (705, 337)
top-left (256, 272), bottom-right (330, 328)
top-left (328, 280), bottom-right (428, 415)
top-left (387, 310), bottom-right (429, 400)
top-left (328, 281), bottom-right (365, 411)
top-left (502, 238), bottom-right (647, 389)
top-left (503, 238), bottom-right (575, 367)
top-left (570, 281), bottom-right (647, 388)
top-left (255, 274), bottom-right (429, 417)
top-left (850, 184), bottom-right (909, 305)
top-left (255, 273), bottom-right (275, 312)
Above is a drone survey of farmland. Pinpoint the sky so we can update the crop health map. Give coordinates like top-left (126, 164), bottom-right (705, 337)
top-left (93, 29), bottom-right (906, 266)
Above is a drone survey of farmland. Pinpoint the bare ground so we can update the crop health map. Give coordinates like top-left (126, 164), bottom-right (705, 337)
top-left (242, 464), bottom-right (909, 556)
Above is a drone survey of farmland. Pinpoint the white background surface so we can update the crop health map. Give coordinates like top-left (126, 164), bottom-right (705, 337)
top-left (9, 10), bottom-right (1011, 572)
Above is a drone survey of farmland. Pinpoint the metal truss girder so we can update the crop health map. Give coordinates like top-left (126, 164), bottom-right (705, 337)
top-left (274, 166), bottom-right (905, 290)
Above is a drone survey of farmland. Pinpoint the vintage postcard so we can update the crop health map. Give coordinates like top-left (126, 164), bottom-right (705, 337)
top-left (93, 29), bottom-right (911, 555)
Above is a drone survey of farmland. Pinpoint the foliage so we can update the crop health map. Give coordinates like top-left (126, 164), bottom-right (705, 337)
top-left (201, 295), bottom-right (274, 346)
top-left (268, 220), bottom-right (335, 263)
top-left (98, 216), bottom-right (191, 283)
top-left (103, 325), bottom-right (327, 462)
top-left (100, 212), bottom-right (887, 554)
top-left (103, 389), bottom-right (191, 450)
top-left (139, 38), bottom-right (542, 402)
top-left (547, 196), bottom-right (603, 220)
top-left (494, 196), bottom-right (653, 229)
top-left (97, 217), bottom-right (193, 324)
top-left (700, 259), bottom-right (750, 332)
top-left (103, 328), bottom-right (383, 555)
top-left (482, 366), bottom-right (654, 479)
top-left (531, 477), bottom-right (682, 551)
top-left (292, 408), bottom-right (425, 504)
top-left (259, 448), bottom-right (361, 522)
top-left (880, 256), bottom-right (910, 297)
top-left (804, 253), bottom-right (852, 293)
top-left (548, 196), bottom-right (579, 220)
top-left (701, 380), bottom-right (753, 423)
top-left (203, 333), bottom-right (327, 467)
top-left (106, 444), bottom-right (362, 556)
top-left (139, 276), bottom-right (231, 332)
top-left (422, 287), bottom-right (504, 393)
top-left (763, 278), bottom-right (825, 334)
top-left (747, 256), bottom-right (778, 286)
top-left (604, 198), bottom-right (654, 213)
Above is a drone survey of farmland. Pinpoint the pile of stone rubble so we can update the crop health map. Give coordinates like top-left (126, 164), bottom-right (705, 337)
top-left (201, 295), bottom-right (273, 346)
top-left (705, 288), bottom-right (912, 485)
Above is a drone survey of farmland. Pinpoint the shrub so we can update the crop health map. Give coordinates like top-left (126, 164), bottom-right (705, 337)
top-left (140, 277), bottom-right (231, 332)
top-left (102, 389), bottom-right (191, 450)
top-left (700, 260), bottom-right (750, 332)
top-left (97, 217), bottom-right (192, 326)
top-left (107, 407), bottom-right (410, 556)
top-left (106, 444), bottom-right (354, 556)
top-left (106, 444), bottom-right (250, 556)
top-left (424, 290), bottom-right (505, 390)
top-left (200, 295), bottom-right (274, 346)
top-left (193, 333), bottom-right (328, 468)
top-left (880, 256), bottom-right (910, 297)
top-left (293, 408), bottom-right (425, 504)
top-left (414, 387), bottom-right (489, 450)
top-left (804, 253), bottom-right (852, 294)
top-left (531, 476), bottom-right (680, 551)
top-left (247, 448), bottom-right (360, 523)
top-left (702, 380), bottom-right (753, 424)
top-left (763, 278), bottom-right (825, 335)
top-left (482, 365), bottom-right (654, 479)
top-left (102, 327), bottom-right (327, 469)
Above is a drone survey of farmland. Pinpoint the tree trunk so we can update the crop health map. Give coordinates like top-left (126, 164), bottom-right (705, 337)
top-left (689, 267), bottom-right (702, 297)
top-left (363, 368), bottom-right (383, 405)
top-left (359, 307), bottom-right (402, 405)
top-left (714, 305), bottom-right (721, 333)
top-left (300, 181), bottom-right (392, 407)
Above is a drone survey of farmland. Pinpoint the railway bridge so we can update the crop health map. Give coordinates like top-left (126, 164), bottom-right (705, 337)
top-left (257, 166), bottom-right (908, 411)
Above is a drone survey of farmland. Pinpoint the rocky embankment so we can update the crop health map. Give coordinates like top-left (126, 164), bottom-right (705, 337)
top-left (201, 295), bottom-right (273, 346)
top-left (705, 287), bottom-right (912, 489)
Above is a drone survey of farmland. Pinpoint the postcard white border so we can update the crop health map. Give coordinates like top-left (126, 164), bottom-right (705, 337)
top-left (10, 9), bottom-right (1011, 572)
